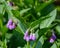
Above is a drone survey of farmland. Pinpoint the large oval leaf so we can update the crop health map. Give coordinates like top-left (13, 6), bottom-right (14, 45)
top-left (40, 9), bottom-right (57, 29)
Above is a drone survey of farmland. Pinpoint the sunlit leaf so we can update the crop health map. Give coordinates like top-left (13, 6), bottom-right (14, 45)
top-left (40, 9), bottom-right (57, 29)
top-left (50, 43), bottom-right (57, 48)
top-left (0, 5), bottom-right (5, 14)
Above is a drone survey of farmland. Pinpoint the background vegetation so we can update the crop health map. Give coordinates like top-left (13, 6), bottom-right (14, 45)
top-left (0, 0), bottom-right (60, 48)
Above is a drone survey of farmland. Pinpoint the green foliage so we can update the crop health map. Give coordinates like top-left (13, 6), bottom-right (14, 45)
top-left (0, 0), bottom-right (60, 48)
top-left (51, 43), bottom-right (57, 48)
top-left (40, 9), bottom-right (57, 29)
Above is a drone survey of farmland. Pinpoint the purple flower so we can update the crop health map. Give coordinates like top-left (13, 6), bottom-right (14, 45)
top-left (6, 19), bottom-right (16, 30)
top-left (24, 30), bottom-right (28, 39)
top-left (24, 30), bottom-right (36, 41)
top-left (7, 1), bottom-right (14, 6)
top-left (49, 33), bottom-right (56, 43)
top-left (49, 38), bottom-right (54, 43)
top-left (7, 19), bottom-right (13, 26)
top-left (24, 30), bottom-right (30, 41)
top-left (9, 2), bottom-right (14, 6)
top-left (24, 36), bottom-right (30, 42)
top-left (30, 33), bottom-right (36, 40)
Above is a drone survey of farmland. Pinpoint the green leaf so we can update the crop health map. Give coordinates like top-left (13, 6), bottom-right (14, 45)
top-left (36, 36), bottom-right (44, 48)
top-left (30, 16), bottom-right (50, 28)
top-left (12, 10), bottom-right (20, 18)
top-left (38, 28), bottom-right (49, 36)
top-left (4, 1), bottom-right (13, 18)
top-left (12, 17), bottom-right (27, 34)
top-left (4, 1), bottom-right (12, 11)
top-left (0, 19), bottom-right (3, 30)
top-left (56, 26), bottom-right (60, 34)
top-left (20, 8), bottom-right (31, 16)
top-left (6, 33), bottom-right (13, 39)
top-left (39, 36), bottom-right (44, 45)
top-left (56, 40), bottom-right (60, 48)
top-left (0, 0), bottom-right (5, 3)
top-left (0, 40), bottom-right (2, 46)
top-left (8, 30), bottom-right (26, 48)
top-left (50, 43), bottom-right (57, 48)
top-left (17, 20), bottom-right (26, 34)
top-left (42, 40), bottom-right (52, 48)
top-left (24, 0), bottom-right (34, 5)
top-left (36, 1), bottom-right (54, 12)
top-left (32, 28), bottom-right (49, 48)
top-left (40, 4), bottom-right (54, 16)
top-left (0, 5), bottom-right (5, 14)
top-left (40, 9), bottom-right (57, 29)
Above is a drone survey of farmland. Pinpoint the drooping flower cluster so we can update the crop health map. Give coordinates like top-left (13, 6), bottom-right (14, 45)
top-left (49, 33), bottom-right (56, 43)
top-left (24, 30), bottom-right (36, 41)
top-left (6, 19), bottom-right (16, 30)
top-left (29, 33), bottom-right (36, 40)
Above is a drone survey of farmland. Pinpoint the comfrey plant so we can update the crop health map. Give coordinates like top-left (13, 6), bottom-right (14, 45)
top-left (0, 0), bottom-right (60, 48)
top-left (6, 19), bottom-right (16, 30)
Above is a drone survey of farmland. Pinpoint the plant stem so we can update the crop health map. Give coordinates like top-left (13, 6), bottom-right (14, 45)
top-left (32, 36), bottom-right (40, 48)
top-left (27, 41), bottom-right (30, 48)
